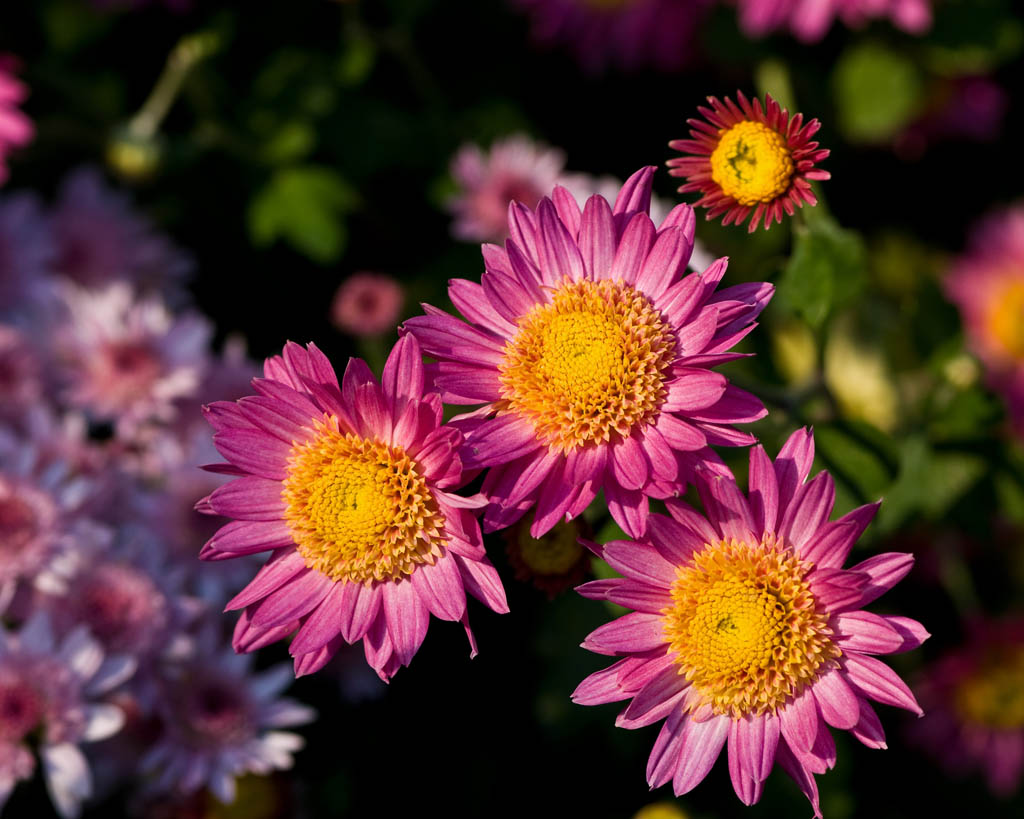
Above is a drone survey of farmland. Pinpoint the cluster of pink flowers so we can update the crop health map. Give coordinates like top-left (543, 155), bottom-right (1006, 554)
top-left (0, 169), bottom-right (318, 816)
top-left (202, 162), bottom-right (927, 816)
top-left (0, 56), bottom-right (33, 187)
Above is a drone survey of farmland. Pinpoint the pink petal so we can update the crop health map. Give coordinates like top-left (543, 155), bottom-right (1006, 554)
top-left (849, 697), bottom-right (887, 749)
top-left (213, 428), bottom-right (290, 480)
top-left (617, 664), bottom-right (690, 728)
top-left (779, 471), bottom-right (836, 554)
top-left (382, 579), bottom-right (430, 667)
top-left (205, 519), bottom-right (294, 557)
top-left (748, 444), bottom-right (779, 538)
top-left (604, 480), bottom-right (648, 538)
top-left (779, 685), bottom-right (820, 753)
top-left (249, 569), bottom-right (333, 628)
top-left (881, 615), bottom-right (930, 653)
top-left (208, 477), bottom-right (286, 521)
top-left (665, 498), bottom-right (720, 545)
top-left (661, 370), bottom-right (728, 412)
top-left (609, 212), bottom-right (655, 284)
top-left (776, 742), bottom-right (822, 819)
top-left (578, 194), bottom-right (615, 279)
top-left (635, 226), bottom-right (689, 300)
top-left (654, 412), bottom-right (707, 451)
top-left (610, 434), bottom-right (649, 491)
top-left (381, 334), bottom-right (424, 417)
top-left (536, 198), bottom-right (585, 284)
top-left (612, 166), bottom-right (655, 220)
top-left (602, 541), bottom-right (678, 589)
top-left (672, 715), bottom-right (730, 795)
top-left (454, 554), bottom-right (509, 613)
top-left (647, 709), bottom-right (687, 788)
top-left (697, 471), bottom-right (757, 544)
top-left (833, 611), bottom-right (905, 654)
top-left (225, 550), bottom-right (308, 611)
top-left (811, 667), bottom-right (860, 730)
top-left (645, 512), bottom-right (703, 566)
top-left (289, 582), bottom-right (351, 655)
top-left (774, 427), bottom-right (815, 518)
top-left (447, 277), bottom-right (516, 337)
top-left (581, 611), bottom-right (667, 655)
top-left (551, 185), bottom-right (582, 239)
top-left (804, 502), bottom-right (881, 568)
top-left (337, 580), bottom-right (383, 644)
top-left (463, 414), bottom-right (541, 469)
top-left (807, 567), bottom-right (868, 610)
top-left (845, 552), bottom-right (915, 609)
top-left (728, 714), bottom-right (777, 805)
top-left (409, 557), bottom-right (467, 622)
top-left (842, 652), bottom-right (923, 715)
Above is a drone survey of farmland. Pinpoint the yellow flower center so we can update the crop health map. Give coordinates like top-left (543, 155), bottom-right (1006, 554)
top-left (281, 417), bottom-right (446, 584)
top-left (954, 648), bottom-right (1024, 729)
top-left (663, 536), bottom-right (839, 718)
top-left (498, 279), bottom-right (675, 452)
top-left (517, 520), bottom-right (585, 576)
top-left (985, 277), bottom-right (1024, 359)
top-left (710, 121), bottom-right (794, 207)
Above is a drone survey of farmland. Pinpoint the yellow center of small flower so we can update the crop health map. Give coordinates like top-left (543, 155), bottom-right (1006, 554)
top-left (498, 279), bottom-right (675, 452)
top-left (662, 536), bottom-right (839, 718)
top-left (985, 278), bottom-right (1024, 359)
top-left (517, 520), bottom-right (585, 576)
top-left (710, 121), bottom-right (794, 207)
top-left (954, 648), bottom-right (1024, 729)
top-left (281, 417), bottom-right (445, 584)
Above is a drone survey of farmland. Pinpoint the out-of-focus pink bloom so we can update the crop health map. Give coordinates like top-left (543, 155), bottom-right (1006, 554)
top-left (0, 191), bottom-right (56, 318)
top-left (909, 618), bottom-right (1024, 796)
top-left (944, 205), bottom-right (1024, 435)
top-left (736, 0), bottom-right (931, 42)
top-left (0, 613), bottom-right (134, 818)
top-left (54, 282), bottom-right (210, 434)
top-left (142, 627), bottom-right (313, 803)
top-left (510, 0), bottom-right (713, 73)
top-left (404, 167), bottom-right (770, 540)
top-left (51, 168), bottom-right (192, 297)
top-left (574, 428), bottom-right (928, 816)
top-left (0, 325), bottom-right (44, 419)
top-left (0, 57), bottom-right (33, 188)
top-left (330, 272), bottom-right (404, 337)
top-left (449, 135), bottom-right (566, 243)
top-left (897, 77), bottom-right (1008, 158)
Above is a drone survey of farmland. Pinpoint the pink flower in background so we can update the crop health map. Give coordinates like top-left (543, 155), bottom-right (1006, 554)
top-left (330, 272), bottom-right (404, 337)
top-left (0, 613), bottom-right (134, 818)
top-left (0, 57), bottom-right (33, 187)
top-left (897, 77), bottom-right (1008, 158)
top-left (199, 337), bottom-right (508, 680)
top-left (944, 205), bottom-right (1024, 435)
top-left (404, 167), bottom-right (771, 539)
top-left (736, 0), bottom-right (931, 42)
top-left (0, 192), bottom-right (56, 318)
top-left (573, 428), bottom-right (927, 816)
top-left (909, 618), bottom-right (1024, 797)
top-left (449, 134), bottom-right (566, 243)
top-left (510, 0), bottom-right (713, 73)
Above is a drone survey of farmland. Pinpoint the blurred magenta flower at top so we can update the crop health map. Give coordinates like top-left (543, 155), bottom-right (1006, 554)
top-left (449, 134), bottom-right (567, 243)
top-left (896, 76), bottom-right (1008, 159)
top-left (403, 167), bottom-right (772, 540)
top-left (330, 272), bottom-right (403, 337)
top-left (736, 0), bottom-right (931, 42)
top-left (510, 0), bottom-right (714, 73)
top-left (944, 205), bottom-right (1024, 436)
top-left (0, 56), bottom-right (33, 188)
top-left (909, 617), bottom-right (1024, 797)
top-left (574, 429), bottom-right (928, 817)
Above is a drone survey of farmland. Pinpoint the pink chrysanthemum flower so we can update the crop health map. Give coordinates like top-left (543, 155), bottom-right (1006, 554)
top-left (0, 57), bottom-right (33, 188)
top-left (142, 627), bottom-right (313, 804)
top-left (330, 272), bottom-right (404, 337)
top-left (0, 612), bottom-right (134, 818)
top-left (54, 282), bottom-right (210, 433)
top-left (510, 0), bottom-right (713, 73)
top-left (944, 205), bottom-right (1024, 434)
top-left (51, 167), bottom-right (192, 296)
top-left (199, 337), bottom-right (509, 680)
top-left (573, 428), bottom-right (928, 816)
top-left (449, 134), bottom-right (567, 243)
top-left (909, 618), bottom-right (1024, 796)
top-left (0, 324), bottom-right (44, 420)
top-left (403, 167), bottom-right (771, 539)
top-left (667, 92), bottom-right (830, 232)
top-left (735, 0), bottom-right (931, 42)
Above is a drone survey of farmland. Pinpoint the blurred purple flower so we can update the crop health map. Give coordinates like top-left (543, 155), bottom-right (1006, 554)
top-left (736, 0), bottom-right (931, 42)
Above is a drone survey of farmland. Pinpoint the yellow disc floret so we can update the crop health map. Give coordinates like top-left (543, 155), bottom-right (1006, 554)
top-left (710, 121), bottom-right (794, 207)
top-left (986, 278), bottom-right (1024, 359)
top-left (282, 417), bottom-right (445, 584)
top-left (954, 647), bottom-right (1024, 729)
top-left (663, 536), bottom-right (839, 718)
top-left (498, 279), bottom-right (675, 452)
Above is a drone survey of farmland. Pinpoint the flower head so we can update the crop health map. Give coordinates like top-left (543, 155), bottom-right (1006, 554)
top-left (573, 428), bottom-right (928, 816)
top-left (909, 617), bottom-right (1024, 796)
top-left (199, 337), bottom-right (508, 680)
top-left (667, 92), bottom-right (830, 232)
top-left (736, 0), bottom-right (932, 43)
top-left (403, 167), bottom-right (771, 539)
top-left (0, 56), bottom-right (33, 187)
top-left (449, 134), bottom-right (567, 243)
top-left (0, 191), bottom-right (55, 319)
top-left (505, 516), bottom-right (591, 598)
top-left (330, 272), bottom-right (404, 337)
top-left (510, 0), bottom-right (713, 73)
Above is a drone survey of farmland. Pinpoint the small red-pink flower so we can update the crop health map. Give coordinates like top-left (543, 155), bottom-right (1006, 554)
top-left (0, 56), bottom-right (33, 187)
top-left (667, 92), bottom-right (830, 232)
top-left (404, 167), bottom-right (771, 540)
top-left (573, 428), bottom-right (927, 816)
top-left (736, 0), bottom-right (931, 42)
top-left (199, 337), bottom-right (508, 680)
top-left (330, 272), bottom-right (403, 337)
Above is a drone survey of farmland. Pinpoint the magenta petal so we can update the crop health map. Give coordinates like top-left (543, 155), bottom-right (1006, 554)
top-left (617, 664), bottom-right (689, 728)
top-left (293, 635), bottom-right (343, 678)
top-left (581, 611), bottom-right (666, 656)
top-left (454, 554), bottom-right (509, 613)
top-left (226, 549), bottom-right (308, 611)
top-left (233, 608), bottom-right (297, 653)
top-left (288, 583), bottom-right (349, 655)
top-left (849, 697), bottom-right (887, 749)
top-left (664, 498), bottom-right (720, 545)
top-left (551, 185), bottom-right (582, 239)
top-left (776, 742), bottom-right (822, 819)
top-left (401, 312), bottom-right (507, 366)
top-left (728, 715), bottom-right (774, 805)
top-left (697, 471), bottom-right (757, 544)
top-left (483, 448), bottom-right (560, 510)
top-left (409, 557), bottom-right (467, 622)
top-left (579, 194), bottom-right (616, 279)
top-left (611, 434), bottom-right (649, 491)
top-left (672, 715), bottom-right (730, 796)
top-left (237, 396), bottom-right (313, 444)
top-left (845, 552), bottom-right (915, 609)
top-left (362, 610), bottom-right (393, 678)
top-left (807, 567), bottom-right (868, 610)
top-left (572, 656), bottom-right (641, 706)
top-left (536, 198), bottom-right (585, 284)
top-left (604, 480), bottom-right (648, 539)
top-left (748, 444), bottom-right (779, 538)
top-left (807, 502), bottom-right (881, 568)
top-left (463, 414), bottom-right (541, 469)
top-left (250, 569), bottom-right (333, 629)
top-left (609, 212), bottom-right (655, 284)
top-left (206, 519), bottom-right (294, 556)
top-left (779, 685), bottom-right (820, 752)
top-left (647, 709), bottom-right (688, 788)
top-left (612, 166), bottom-right (655, 221)
top-left (483, 269), bottom-right (541, 323)
top-left (673, 303), bottom-right (720, 355)
top-left (779, 471), bottom-right (836, 553)
top-left (432, 364), bottom-right (503, 404)
top-left (602, 540), bottom-right (678, 589)
top-left (381, 334), bottom-right (425, 417)
top-left (811, 667), bottom-right (860, 730)
top-left (645, 513), bottom-right (702, 566)
top-left (530, 457), bottom-right (576, 536)
top-left (688, 384), bottom-right (767, 424)
top-left (209, 477), bottom-right (286, 521)
top-left (338, 581), bottom-right (383, 643)
top-left (448, 276), bottom-right (517, 337)
top-left (655, 412), bottom-right (707, 451)
top-left (635, 225), bottom-right (689, 300)
top-left (662, 370), bottom-right (728, 412)
top-left (833, 611), bottom-right (905, 654)
top-left (602, 579), bottom-right (674, 614)
top-left (213, 428), bottom-right (290, 480)
top-left (382, 580), bottom-right (429, 667)
top-left (842, 652), bottom-right (923, 715)
top-left (774, 427), bottom-right (815, 517)
top-left (880, 615), bottom-right (930, 653)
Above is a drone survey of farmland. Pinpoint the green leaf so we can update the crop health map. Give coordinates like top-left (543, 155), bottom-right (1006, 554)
top-left (776, 217), bottom-right (867, 328)
top-left (833, 43), bottom-right (924, 143)
top-left (814, 425), bottom-right (892, 503)
top-left (247, 166), bottom-right (359, 264)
